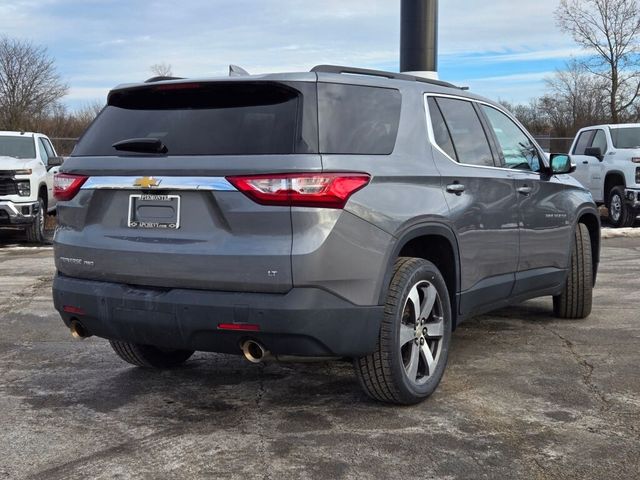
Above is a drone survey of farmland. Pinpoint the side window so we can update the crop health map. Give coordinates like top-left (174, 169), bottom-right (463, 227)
top-left (481, 105), bottom-right (542, 172)
top-left (427, 97), bottom-right (457, 161)
top-left (318, 83), bottom-right (402, 155)
top-left (435, 97), bottom-right (495, 167)
top-left (37, 138), bottom-right (49, 165)
top-left (591, 129), bottom-right (607, 153)
top-left (42, 138), bottom-right (56, 158)
top-left (573, 130), bottom-right (595, 155)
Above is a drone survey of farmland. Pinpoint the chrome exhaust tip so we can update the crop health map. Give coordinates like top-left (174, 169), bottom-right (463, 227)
top-left (69, 320), bottom-right (90, 339)
top-left (241, 340), bottom-right (269, 363)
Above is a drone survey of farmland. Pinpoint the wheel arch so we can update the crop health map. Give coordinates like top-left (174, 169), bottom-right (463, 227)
top-left (379, 224), bottom-right (461, 329)
top-left (37, 183), bottom-right (48, 211)
top-left (604, 171), bottom-right (626, 200)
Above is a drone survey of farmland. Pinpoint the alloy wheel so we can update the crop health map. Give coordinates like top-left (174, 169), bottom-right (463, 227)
top-left (399, 280), bottom-right (445, 385)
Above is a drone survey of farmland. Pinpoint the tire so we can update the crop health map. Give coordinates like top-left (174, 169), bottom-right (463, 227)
top-left (607, 186), bottom-right (636, 228)
top-left (109, 340), bottom-right (194, 368)
top-left (553, 223), bottom-right (593, 319)
top-left (25, 197), bottom-right (45, 243)
top-left (354, 257), bottom-right (452, 405)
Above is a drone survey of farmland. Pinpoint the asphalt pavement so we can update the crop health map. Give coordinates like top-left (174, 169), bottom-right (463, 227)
top-left (0, 232), bottom-right (638, 479)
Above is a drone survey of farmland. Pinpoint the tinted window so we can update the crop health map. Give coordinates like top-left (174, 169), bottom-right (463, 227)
top-left (609, 127), bottom-right (640, 149)
top-left (318, 83), bottom-right (401, 154)
top-left (435, 98), bottom-right (494, 167)
top-left (481, 105), bottom-right (541, 172)
top-left (573, 130), bottom-right (595, 154)
top-left (591, 129), bottom-right (607, 153)
top-left (427, 97), bottom-right (457, 161)
top-left (0, 136), bottom-right (36, 159)
top-left (73, 82), bottom-right (313, 156)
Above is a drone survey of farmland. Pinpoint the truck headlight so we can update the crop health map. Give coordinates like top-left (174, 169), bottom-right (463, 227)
top-left (14, 169), bottom-right (32, 175)
top-left (16, 181), bottom-right (30, 197)
top-left (636, 167), bottom-right (640, 185)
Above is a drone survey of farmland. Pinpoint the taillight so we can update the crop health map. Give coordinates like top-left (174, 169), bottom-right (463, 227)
top-left (226, 173), bottom-right (370, 209)
top-left (54, 173), bottom-right (89, 201)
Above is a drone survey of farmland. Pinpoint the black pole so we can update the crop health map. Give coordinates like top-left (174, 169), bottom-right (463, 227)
top-left (400, 0), bottom-right (438, 72)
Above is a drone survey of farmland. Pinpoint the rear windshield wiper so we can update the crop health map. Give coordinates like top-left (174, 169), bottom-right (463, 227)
top-left (112, 138), bottom-right (168, 154)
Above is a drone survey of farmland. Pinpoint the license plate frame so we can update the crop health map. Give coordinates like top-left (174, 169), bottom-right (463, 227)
top-left (127, 194), bottom-right (181, 229)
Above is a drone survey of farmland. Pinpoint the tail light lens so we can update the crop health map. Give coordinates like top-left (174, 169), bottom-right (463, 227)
top-left (226, 173), bottom-right (371, 209)
top-left (54, 173), bottom-right (89, 201)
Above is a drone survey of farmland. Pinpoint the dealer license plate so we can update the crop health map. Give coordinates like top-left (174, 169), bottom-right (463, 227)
top-left (127, 194), bottom-right (180, 229)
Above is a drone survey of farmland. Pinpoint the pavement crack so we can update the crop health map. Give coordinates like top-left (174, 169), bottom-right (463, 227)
top-left (531, 457), bottom-right (551, 480)
top-left (541, 325), bottom-right (611, 409)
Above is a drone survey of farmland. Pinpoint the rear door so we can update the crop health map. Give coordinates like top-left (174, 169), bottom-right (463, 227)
top-left (55, 80), bottom-right (320, 293)
top-left (571, 129), bottom-right (605, 201)
top-left (426, 96), bottom-right (519, 315)
top-left (478, 104), bottom-right (574, 294)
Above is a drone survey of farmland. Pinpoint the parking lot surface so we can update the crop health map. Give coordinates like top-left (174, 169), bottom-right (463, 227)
top-left (0, 234), bottom-right (638, 479)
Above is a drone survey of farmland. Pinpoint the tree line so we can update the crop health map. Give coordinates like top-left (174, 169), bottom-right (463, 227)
top-left (504, 0), bottom-right (640, 140)
top-left (0, 37), bottom-right (175, 155)
top-left (1, 0), bottom-right (639, 154)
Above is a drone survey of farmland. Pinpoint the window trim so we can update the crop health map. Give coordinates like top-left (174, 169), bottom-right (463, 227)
top-left (424, 93), bottom-right (548, 173)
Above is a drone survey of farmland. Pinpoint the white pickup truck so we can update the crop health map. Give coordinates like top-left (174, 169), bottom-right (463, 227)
top-left (569, 124), bottom-right (640, 227)
top-left (0, 131), bottom-right (63, 243)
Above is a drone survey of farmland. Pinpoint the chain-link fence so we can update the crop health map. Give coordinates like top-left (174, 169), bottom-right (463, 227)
top-left (533, 136), bottom-right (574, 154)
top-left (51, 138), bottom-right (79, 156)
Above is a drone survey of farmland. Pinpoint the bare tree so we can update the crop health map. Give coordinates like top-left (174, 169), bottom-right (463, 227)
top-left (0, 36), bottom-right (68, 130)
top-left (500, 99), bottom-right (551, 136)
top-left (149, 62), bottom-right (173, 77)
top-left (544, 60), bottom-right (609, 134)
top-left (556, 0), bottom-right (640, 123)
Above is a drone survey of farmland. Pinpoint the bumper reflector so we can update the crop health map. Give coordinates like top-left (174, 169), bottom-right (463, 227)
top-left (63, 305), bottom-right (86, 315)
top-left (217, 323), bottom-right (261, 332)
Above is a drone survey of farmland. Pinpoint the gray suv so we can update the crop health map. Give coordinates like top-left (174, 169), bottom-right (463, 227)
top-left (52, 65), bottom-right (600, 404)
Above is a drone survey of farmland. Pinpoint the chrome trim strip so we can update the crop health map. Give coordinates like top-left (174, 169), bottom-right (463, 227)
top-left (81, 176), bottom-right (236, 191)
top-left (423, 93), bottom-right (547, 174)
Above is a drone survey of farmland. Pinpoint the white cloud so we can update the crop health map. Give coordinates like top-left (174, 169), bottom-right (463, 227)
top-left (1, 0), bottom-right (581, 107)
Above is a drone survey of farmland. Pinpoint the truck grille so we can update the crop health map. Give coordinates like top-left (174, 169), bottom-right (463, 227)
top-left (0, 178), bottom-right (18, 196)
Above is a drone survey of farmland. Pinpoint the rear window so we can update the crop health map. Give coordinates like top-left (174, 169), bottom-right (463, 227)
top-left (318, 83), bottom-right (401, 154)
top-left (609, 127), bottom-right (640, 149)
top-left (0, 135), bottom-right (36, 159)
top-left (73, 82), bottom-right (316, 156)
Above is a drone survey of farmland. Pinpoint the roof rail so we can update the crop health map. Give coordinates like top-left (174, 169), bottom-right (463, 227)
top-left (311, 65), bottom-right (461, 89)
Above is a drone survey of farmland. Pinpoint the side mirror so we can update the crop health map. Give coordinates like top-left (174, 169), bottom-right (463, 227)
top-left (47, 156), bottom-right (64, 169)
top-left (584, 146), bottom-right (604, 162)
top-left (549, 154), bottom-right (576, 174)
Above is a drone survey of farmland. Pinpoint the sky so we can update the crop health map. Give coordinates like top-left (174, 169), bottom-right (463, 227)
top-left (0, 0), bottom-right (588, 110)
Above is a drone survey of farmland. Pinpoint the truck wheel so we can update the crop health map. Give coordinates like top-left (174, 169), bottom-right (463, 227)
top-left (109, 340), bottom-right (194, 368)
top-left (553, 223), bottom-right (593, 319)
top-left (354, 258), bottom-right (452, 405)
top-left (25, 197), bottom-right (45, 243)
top-left (607, 186), bottom-right (636, 227)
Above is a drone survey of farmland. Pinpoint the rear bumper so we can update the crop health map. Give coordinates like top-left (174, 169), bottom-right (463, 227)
top-left (0, 200), bottom-right (39, 226)
top-left (52, 274), bottom-right (383, 357)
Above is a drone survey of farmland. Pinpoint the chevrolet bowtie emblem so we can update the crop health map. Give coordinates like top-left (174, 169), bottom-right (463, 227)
top-left (133, 176), bottom-right (161, 188)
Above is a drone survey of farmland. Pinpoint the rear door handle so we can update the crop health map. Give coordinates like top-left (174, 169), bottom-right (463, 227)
top-left (446, 184), bottom-right (465, 194)
top-left (517, 186), bottom-right (532, 195)
top-left (582, 161), bottom-right (589, 164)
